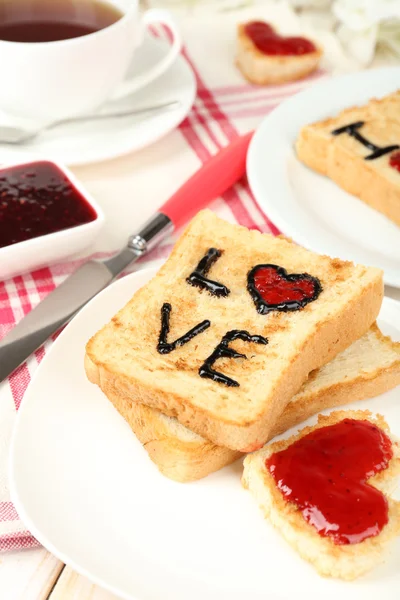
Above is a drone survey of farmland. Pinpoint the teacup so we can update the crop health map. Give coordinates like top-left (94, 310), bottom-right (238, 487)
top-left (0, 0), bottom-right (182, 122)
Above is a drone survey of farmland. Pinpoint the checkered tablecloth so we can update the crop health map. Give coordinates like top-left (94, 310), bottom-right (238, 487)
top-left (0, 2), bottom-right (358, 552)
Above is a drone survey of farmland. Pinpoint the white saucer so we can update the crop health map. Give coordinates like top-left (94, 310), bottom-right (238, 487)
top-left (10, 267), bottom-right (400, 600)
top-left (0, 35), bottom-right (196, 166)
top-left (247, 67), bottom-right (400, 288)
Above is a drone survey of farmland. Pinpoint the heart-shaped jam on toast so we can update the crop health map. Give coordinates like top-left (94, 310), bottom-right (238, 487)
top-left (266, 418), bottom-right (393, 544)
top-left (244, 21), bottom-right (316, 56)
top-left (247, 264), bottom-right (322, 315)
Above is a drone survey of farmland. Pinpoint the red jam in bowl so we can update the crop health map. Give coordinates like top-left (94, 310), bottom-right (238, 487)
top-left (0, 161), bottom-right (97, 249)
top-left (266, 419), bottom-right (393, 545)
top-left (244, 21), bottom-right (316, 56)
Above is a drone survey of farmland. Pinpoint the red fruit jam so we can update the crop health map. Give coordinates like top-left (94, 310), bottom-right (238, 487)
top-left (0, 161), bottom-right (96, 249)
top-left (244, 21), bottom-right (316, 56)
top-left (266, 419), bottom-right (393, 545)
top-left (389, 151), bottom-right (400, 172)
top-left (254, 266), bottom-right (318, 304)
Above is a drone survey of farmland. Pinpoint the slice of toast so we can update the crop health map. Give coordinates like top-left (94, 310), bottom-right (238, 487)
top-left (86, 210), bottom-right (383, 451)
top-left (236, 22), bottom-right (322, 85)
top-left (296, 90), bottom-right (400, 226)
top-left (242, 410), bottom-right (400, 580)
top-left (85, 324), bottom-right (400, 482)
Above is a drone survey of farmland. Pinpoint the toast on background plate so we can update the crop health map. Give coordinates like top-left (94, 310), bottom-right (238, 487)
top-left (243, 410), bottom-right (400, 580)
top-left (85, 210), bottom-right (383, 452)
top-left (236, 21), bottom-right (322, 85)
top-left (296, 90), bottom-right (400, 226)
top-left (85, 324), bottom-right (400, 482)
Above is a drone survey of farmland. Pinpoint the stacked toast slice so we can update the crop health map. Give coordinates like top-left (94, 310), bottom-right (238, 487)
top-left (86, 210), bottom-right (383, 452)
top-left (85, 210), bottom-right (400, 579)
top-left (296, 90), bottom-right (400, 226)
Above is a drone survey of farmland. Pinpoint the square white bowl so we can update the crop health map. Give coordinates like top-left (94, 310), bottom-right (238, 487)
top-left (0, 159), bottom-right (104, 281)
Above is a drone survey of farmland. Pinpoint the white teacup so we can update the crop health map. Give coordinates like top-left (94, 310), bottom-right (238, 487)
top-left (0, 0), bottom-right (182, 122)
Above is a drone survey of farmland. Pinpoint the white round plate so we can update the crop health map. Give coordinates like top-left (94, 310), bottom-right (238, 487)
top-left (247, 67), bottom-right (400, 288)
top-left (10, 267), bottom-right (400, 600)
top-left (0, 35), bottom-right (196, 166)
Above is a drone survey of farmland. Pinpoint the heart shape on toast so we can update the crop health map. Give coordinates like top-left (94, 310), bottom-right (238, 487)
top-left (247, 264), bottom-right (322, 315)
top-left (266, 418), bottom-right (394, 545)
top-left (244, 21), bottom-right (316, 56)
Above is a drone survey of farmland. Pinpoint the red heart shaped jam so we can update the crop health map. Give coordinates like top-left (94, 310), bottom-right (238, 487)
top-left (389, 150), bottom-right (400, 172)
top-left (247, 264), bottom-right (322, 315)
top-left (244, 21), bottom-right (316, 56)
top-left (266, 419), bottom-right (393, 545)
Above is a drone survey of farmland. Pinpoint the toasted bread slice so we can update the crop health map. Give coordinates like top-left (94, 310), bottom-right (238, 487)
top-left (296, 91), bottom-right (400, 226)
top-left (85, 324), bottom-right (400, 482)
top-left (242, 410), bottom-right (400, 580)
top-left (236, 23), bottom-right (322, 85)
top-left (86, 210), bottom-right (383, 451)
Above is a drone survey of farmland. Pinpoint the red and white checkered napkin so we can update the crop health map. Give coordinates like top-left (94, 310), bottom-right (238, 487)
top-left (0, 7), bottom-right (334, 551)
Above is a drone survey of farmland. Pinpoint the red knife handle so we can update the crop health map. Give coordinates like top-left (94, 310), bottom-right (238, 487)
top-left (127, 131), bottom-right (254, 255)
top-left (160, 131), bottom-right (253, 229)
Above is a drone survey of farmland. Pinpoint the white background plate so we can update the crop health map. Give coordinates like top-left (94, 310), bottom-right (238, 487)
top-left (10, 268), bottom-right (400, 600)
top-left (247, 67), bottom-right (400, 288)
top-left (0, 35), bottom-right (196, 166)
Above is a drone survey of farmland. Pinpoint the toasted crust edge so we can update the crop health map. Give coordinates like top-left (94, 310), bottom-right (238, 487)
top-left (85, 352), bottom-right (242, 482)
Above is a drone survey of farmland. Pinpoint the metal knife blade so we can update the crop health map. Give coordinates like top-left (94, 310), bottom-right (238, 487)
top-left (0, 247), bottom-right (142, 382)
top-left (0, 214), bottom-right (173, 383)
top-left (0, 260), bottom-right (114, 381)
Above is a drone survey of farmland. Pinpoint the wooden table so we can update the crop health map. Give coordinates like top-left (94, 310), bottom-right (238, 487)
top-left (0, 547), bottom-right (118, 599)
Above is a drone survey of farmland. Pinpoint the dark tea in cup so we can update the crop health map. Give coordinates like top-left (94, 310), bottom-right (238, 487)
top-left (0, 0), bottom-right (122, 43)
top-left (0, 0), bottom-right (181, 122)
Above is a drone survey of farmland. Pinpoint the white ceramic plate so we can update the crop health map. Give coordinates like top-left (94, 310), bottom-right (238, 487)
top-left (0, 35), bottom-right (196, 166)
top-left (247, 67), bottom-right (400, 288)
top-left (10, 268), bottom-right (400, 600)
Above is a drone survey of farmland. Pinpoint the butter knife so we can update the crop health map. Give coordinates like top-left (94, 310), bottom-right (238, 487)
top-left (0, 131), bottom-right (253, 382)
